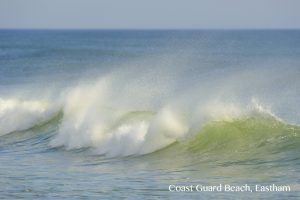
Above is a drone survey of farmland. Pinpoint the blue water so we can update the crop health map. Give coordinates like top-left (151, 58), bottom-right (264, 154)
top-left (0, 30), bottom-right (300, 199)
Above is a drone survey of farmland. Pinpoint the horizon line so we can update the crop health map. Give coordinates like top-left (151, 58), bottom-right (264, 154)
top-left (0, 27), bottom-right (300, 31)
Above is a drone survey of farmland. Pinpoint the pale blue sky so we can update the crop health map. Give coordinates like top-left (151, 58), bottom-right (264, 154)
top-left (0, 0), bottom-right (299, 29)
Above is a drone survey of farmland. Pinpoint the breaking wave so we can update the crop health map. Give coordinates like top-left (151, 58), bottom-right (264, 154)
top-left (1, 91), bottom-right (299, 158)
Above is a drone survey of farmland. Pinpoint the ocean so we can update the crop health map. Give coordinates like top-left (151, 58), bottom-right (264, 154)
top-left (0, 30), bottom-right (300, 199)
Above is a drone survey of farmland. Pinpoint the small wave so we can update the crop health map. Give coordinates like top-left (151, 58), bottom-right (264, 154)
top-left (0, 98), bottom-right (60, 136)
top-left (0, 111), bottom-right (63, 147)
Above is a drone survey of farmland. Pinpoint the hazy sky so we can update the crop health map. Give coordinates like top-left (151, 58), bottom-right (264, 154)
top-left (0, 0), bottom-right (300, 29)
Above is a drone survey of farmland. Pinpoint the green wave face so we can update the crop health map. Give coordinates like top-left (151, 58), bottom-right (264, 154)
top-left (183, 114), bottom-right (300, 161)
top-left (139, 114), bottom-right (300, 179)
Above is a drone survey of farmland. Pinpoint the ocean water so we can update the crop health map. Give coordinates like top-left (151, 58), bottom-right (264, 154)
top-left (0, 30), bottom-right (300, 199)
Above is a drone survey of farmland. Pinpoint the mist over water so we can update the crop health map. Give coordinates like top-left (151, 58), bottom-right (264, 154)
top-left (0, 30), bottom-right (300, 199)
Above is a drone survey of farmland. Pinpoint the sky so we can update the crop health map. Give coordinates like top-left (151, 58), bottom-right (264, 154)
top-left (0, 0), bottom-right (300, 29)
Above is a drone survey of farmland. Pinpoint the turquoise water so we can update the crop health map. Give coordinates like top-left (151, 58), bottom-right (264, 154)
top-left (0, 30), bottom-right (300, 199)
